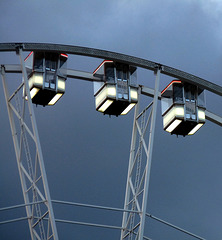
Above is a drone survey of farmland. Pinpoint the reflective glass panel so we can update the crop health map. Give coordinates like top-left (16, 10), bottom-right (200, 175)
top-left (173, 84), bottom-right (183, 103)
top-left (105, 66), bottom-right (115, 83)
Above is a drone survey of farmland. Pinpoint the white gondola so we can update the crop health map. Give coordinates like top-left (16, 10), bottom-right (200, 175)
top-left (161, 80), bottom-right (206, 136)
top-left (93, 60), bottom-right (138, 116)
top-left (25, 51), bottom-right (68, 106)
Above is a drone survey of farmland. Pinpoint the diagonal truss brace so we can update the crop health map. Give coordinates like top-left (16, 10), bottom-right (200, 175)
top-left (121, 68), bottom-right (161, 240)
top-left (0, 48), bottom-right (59, 240)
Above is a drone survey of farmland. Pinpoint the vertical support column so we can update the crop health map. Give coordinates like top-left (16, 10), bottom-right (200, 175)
top-left (138, 67), bottom-right (161, 240)
top-left (1, 49), bottom-right (59, 239)
top-left (121, 89), bottom-right (141, 240)
top-left (18, 48), bottom-right (59, 240)
top-left (121, 67), bottom-right (161, 240)
top-left (1, 65), bottom-right (36, 240)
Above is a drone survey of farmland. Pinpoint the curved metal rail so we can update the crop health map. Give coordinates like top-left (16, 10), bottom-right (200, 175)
top-left (0, 42), bottom-right (222, 96)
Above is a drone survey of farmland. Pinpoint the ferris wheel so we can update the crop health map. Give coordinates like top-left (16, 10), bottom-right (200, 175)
top-left (0, 43), bottom-right (221, 240)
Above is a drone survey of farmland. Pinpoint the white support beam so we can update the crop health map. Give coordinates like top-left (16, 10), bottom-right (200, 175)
top-left (67, 69), bottom-right (103, 82)
top-left (205, 110), bottom-right (222, 127)
top-left (18, 48), bottom-right (59, 240)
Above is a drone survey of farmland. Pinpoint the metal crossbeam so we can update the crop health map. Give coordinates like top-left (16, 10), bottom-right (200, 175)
top-left (0, 199), bottom-right (206, 240)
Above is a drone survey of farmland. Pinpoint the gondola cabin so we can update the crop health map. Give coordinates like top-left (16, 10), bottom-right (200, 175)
top-left (93, 60), bottom-right (138, 116)
top-left (25, 51), bottom-right (68, 106)
top-left (161, 80), bottom-right (205, 136)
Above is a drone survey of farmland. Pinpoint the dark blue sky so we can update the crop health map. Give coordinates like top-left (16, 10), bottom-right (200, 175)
top-left (0, 1), bottom-right (222, 239)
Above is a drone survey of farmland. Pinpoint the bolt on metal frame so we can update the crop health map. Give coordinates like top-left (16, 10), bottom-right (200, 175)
top-left (0, 43), bottom-right (222, 240)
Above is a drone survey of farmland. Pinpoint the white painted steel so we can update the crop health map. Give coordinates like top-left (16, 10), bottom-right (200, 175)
top-left (1, 67), bottom-right (36, 240)
top-left (120, 69), bottom-right (161, 240)
top-left (19, 48), bottom-right (59, 240)
top-left (0, 51), bottom-right (59, 239)
top-left (138, 68), bottom-right (161, 240)
top-left (121, 88), bottom-right (141, 240)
